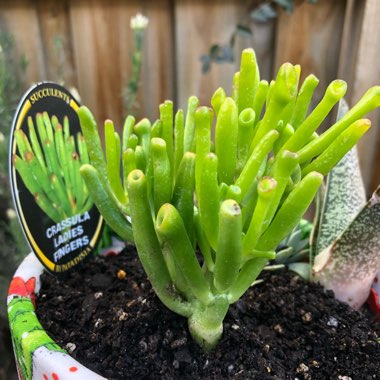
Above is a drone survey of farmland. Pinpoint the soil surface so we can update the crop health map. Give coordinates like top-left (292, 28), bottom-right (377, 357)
top-left (37, 245), bottom-right (380, 380)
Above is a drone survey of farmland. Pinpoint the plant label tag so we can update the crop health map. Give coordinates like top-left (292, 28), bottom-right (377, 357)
top-left (9, 82), bottom-right (104, 274)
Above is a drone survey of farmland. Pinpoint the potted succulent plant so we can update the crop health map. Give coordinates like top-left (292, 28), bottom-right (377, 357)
top-left (8, 48), bottom-right (380, 379)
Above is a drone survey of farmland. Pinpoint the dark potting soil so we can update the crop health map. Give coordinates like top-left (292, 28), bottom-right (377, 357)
top-left (37, 245), bottom-right (380, 380)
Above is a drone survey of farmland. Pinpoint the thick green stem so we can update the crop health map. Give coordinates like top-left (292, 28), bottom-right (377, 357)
top-left (174, 109), bottom-right (184, 179)
top-left (156, 204), bottom-right (212, 305)
top-left (127, 169), bottom-right (191, 317)
top-left (211, 87), bottom-right (226, 116)
top-left (252, 80), bottom-right (268, 127)
top-left (188, 296), bottom-right (229, 351)
top-left (237, 108), bottom-right (256, 174)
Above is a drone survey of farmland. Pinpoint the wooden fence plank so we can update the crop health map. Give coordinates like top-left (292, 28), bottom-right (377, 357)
top-left (69, 0), bottom-right (174, 129)
top-left (349, 0), bottom-right (380, 192)
top-left (36, 0), bottom-right (77, 88)
top-left (274, 0), bottom-right (346, 102)
top-left (174, 0), bottom-right (243, 110)
top-left (0, 0), bottom-right (46, 87)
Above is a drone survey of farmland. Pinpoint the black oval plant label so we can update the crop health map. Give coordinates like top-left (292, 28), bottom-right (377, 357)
top-left (9, 82), bottom-right (104, 274)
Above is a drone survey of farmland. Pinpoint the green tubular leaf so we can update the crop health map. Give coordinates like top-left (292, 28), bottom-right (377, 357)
top-left (214, 199), bottom-right (242, 292)
top-left (51, 115), bottom-right (59, 129)
top-left (55, 124), bottom-right (69, 182)
top-left (252, 80), bottom-right (269, 127)
top-left (298, 86), bottom-right (380, 163)
top-left (263, 150), bottom-right (299, 230)
top-left (77, 133), bottom-right (89, 165)
top-left (237, 48), bottom-right (260, 113)
top-left (43, 138), bottom-right (61, 176)
top-left (105, 120), bottom-right (125, 203)
top-left (273, 123), bottom-right (294, 155)
top-left (63, 116), bottom-right (70, 140)
top-left (290, 74), bottom-right (319, 129)
top-left (13, 154), bottom-right (41, 195)
top-left (50, 173), bottom-right (72, 215)
top-left (174, 109), bottom-right (185, 179)
top-left (184, 96), bottom-right (199, 153)
top-left (134, 118), bottom-right (151, 161)
top-left (42, 112), bottom-right (55, 144)
top-left (301, 119), bottom-right (371, 176)
top-left (159, 100), bottom-right (174, 168)
top-left (77, 106), bottom-right (107, 179)
top-left (15, 130), bottom-right (31, 160)
top-left (72, 153), bottom-right (84, 209)
top-left (151, 137), bottom-right (172, 212)
top-left (237, 108), bottom-right (256, 174)
top-left (135, 146), bottom-right (147, 171)
top-left (231, 72), bottom-right (240, 102)
top-left (81, 164), bottom-right (133, 241)
top-left (27, 116), bottom-right (47, 175)
top-left (211, 87), bottom-right (226, 116)
top-left (151, 119), bottom-right (162, 139)
top-left (235, 129), bottom-right (279, 204)
top-left (122, 115), bottom-right (136, 152)
top-left (172, 152), bottom-right (196, 238)
top-left (250, 63), bottom-right (298, 150)
top-left (34, 192), bottom-right (63, 223)
top-left (215, 98), bottom-right (238, 184)
top-left (197, 153), bottom-right (220, 250)
top-left (36, 113), bottom-right (47, 145)
top-left (127, 134), bottom-right (139, 150)
top-left (23, 151), bottom-right (60, 207)
top-left (123, 148), bottom-right (137, 186)
top-left (224, 185), bottom-right (242, 203)
top-left (156, 203), bottom-right (212, 305)
top-left (195, 106), bottom-right (213, 191)
top-left (228, 257), bottom-right (268, 303)
top-left (127, 170), bottom-right (191, 317)
top-left (243, 177), bottom-right (277, 255)
top-left (194, 209), bottom-right (214, 272)
top-left (258, 171), bottom-right (323, 251)
top-left (282, 80), bottom-right (347, 153)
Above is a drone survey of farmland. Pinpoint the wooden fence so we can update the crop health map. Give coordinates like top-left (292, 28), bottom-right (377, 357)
top-left (1, 0), bottom-right (380, 192)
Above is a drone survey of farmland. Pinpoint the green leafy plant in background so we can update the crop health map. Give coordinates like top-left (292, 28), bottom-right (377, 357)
top-left (14, 112), bottom-right (93, 223)
top-left (78, 48), bottom-right (380, 350)
top-left (123, 13), bottom-right (149, 116)
top-left (201, 0), bottom-right (318, 73)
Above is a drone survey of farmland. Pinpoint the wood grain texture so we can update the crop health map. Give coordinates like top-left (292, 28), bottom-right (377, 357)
top-left (69, 0), bottom-right (174, 129)
top-left (36, 0), bottom-right (77, 87)
top-left (174, 0), bottom-right (242, 110)
top-left (349, 0), bottom-right (380, 193)
top-left (274, 0), bottom-right (346, 102)
top-left (0, 0), bottom-right (46, 86)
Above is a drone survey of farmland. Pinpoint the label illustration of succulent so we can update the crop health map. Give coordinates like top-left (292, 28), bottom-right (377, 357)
top-left (13, 112), bottom-right (93, 223)
top-left (78, 48), bottom-right (380, 350)
top-left (7, 254), bottom-right (105, 380)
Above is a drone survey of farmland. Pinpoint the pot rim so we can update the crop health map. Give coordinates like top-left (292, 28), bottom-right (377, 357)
top-left (7, 252), bottom-right (106, 380)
